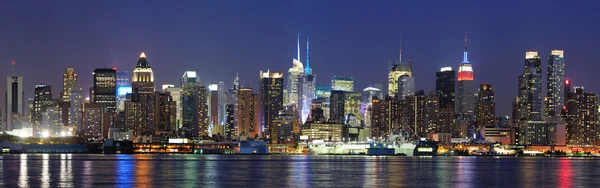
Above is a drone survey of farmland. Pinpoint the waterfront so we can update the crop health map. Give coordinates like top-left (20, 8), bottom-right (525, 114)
top-left (1, 155), bottom-right (599, 187)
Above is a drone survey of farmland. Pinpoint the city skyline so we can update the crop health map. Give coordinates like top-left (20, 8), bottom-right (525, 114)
top-left (1, 1), bottom-right (600, 117)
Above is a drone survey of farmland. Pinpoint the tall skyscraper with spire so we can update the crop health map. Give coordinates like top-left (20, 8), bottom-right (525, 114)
top-left (545, 49), bottom-right (565, 118)
top-left (132, 52), bottom-right (155, 94)
top-left (457, 33), bottom-right (475, 115)
top-left (301, 36), bottom-right (316, 124)
top-left (388, 39), bottom-right (413, 98)
top-left (286, 33), bottom-right (304, 107)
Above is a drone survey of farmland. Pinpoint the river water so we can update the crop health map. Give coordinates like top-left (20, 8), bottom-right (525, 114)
top-left (0, 154), bottom-right (598, 187)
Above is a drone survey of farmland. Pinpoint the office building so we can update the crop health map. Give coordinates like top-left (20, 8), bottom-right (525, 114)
top-left (181, 71), bottom-right (201, 138)
top-left (397, 75), bottom-right (414, 99)
top-left (70, 87), bottom-right (83, 130)
top-left (388, 46), bottom-right (413, 97)
top-left (329, 90), bottom-right (346, 124)
top-left (163, 85), bottom-right (181, 130)
top-left (260, 70), bottom-right (284, 140)
top-left (301, 122), bottom-right (343, 142)
top-left (198, 86), bottom-right (209, 136)
top-left (5, 63), bottom-right (24, 131)
top-left (457, 35), bottom-right (474, 115)
top-left (300, 37), bottom-right (316, 124)
top-left (82, 103), bottom-right (108, 139)
top-left (116, 71), bottom-right (131, 112)
top-left (363, 87), bottom-right (382, 126)
top-left (132, 52), bottom-right (155, 94)
top-left (331, 76), bottom-right (354, 92)
top-left (287, 34), bottom-right (304, 107)
top-left (474, 84), bottom-right (495, 128)
top-left (32, 84), bottom-right (54, 126)
top-left (61, 67), bottom-right (77, 102)
top-left (92, 68), bottom-right (117, 112)
top-left (436, 67), bottom-right (456, 134)
top-left (273, 108), bottom-right (294, 143)
top-left (404, 90), bottom-right (427, 138)
top-left (344, 92), bottom-right (362, 124)
top-left (316, 86), bottom-right (331, 99)
top-left (545, 50), bottom-right (565, 118)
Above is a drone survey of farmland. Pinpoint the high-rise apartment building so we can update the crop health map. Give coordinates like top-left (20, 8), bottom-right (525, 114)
top-left (474, 84), bottom-right (495, 128)
top-left (5, 63), bottom-right (24, 131)
top-left (564, 87), bottom-right (598, 145)
top-left (260, 70), bottom-right (284, 140)
top-left (545, 50), bottom-right (565, 118)
top-left (238, 88), bottom-right (258, 138)
top-left (397, 75), bottom-right (414, 99)
top-left (517, 51), bottom-right (543, 122)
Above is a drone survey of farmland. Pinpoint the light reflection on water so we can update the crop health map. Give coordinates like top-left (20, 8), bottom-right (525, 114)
top-left (1, 155), bottom-right (600, 187)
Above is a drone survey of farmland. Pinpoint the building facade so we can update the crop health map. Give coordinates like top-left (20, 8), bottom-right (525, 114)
top-left (545, 50), bottom-right (565, 118)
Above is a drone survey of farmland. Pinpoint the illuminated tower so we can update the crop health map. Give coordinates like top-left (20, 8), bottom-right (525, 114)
top-left (92, 68), bottom-right (117, 112)
top-left (545, 50), bottom-right (565, 117)
top-left (33, 84), bottom-right (53, 126)
top-left (517, 51), bottom-right (542, 122)
top-left (332, 76), bottom-right (354, 92)
top-left (286, 33), bottom-right (304, 107)
top-left (301, 36), bottom-right (316, 124)
top-left (132, 52), bottom-right (155, 94)
top-left (181, 71), bottom-right (200, 137)
top-left (457, 34), bottom-right (474, 115)
top-left (61, 67), bottom-right (77, 102)
top-left (388, 41), bottom-right (412, 97)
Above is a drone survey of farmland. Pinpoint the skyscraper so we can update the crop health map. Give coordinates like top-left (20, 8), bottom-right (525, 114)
top-left (474, 84), bottom-right (495, 128)
top-left (92, 68), bottom-right (117, 112)
top-left (260, 70), bottom-right (284, 140)
top-left (388, 44), bottom-right (412, 97)
top-left (332, 76), bottom-right (354, 92)
top-left (198, 86), bottom-right (209, 136)
top-left (181, 71), bottom-right (200, 137)
top-left (397, 75), bottom-right (414, 99)
top-left (517, 51), bottom-right (542, 122)
top-left (132, 52), bottom-right (155, 94)
top-left (436, 67), bottom-right (456, 134)
top-left (69, 87), bottom-right (83, 130)
top-left (238, 87), bottom-right (258, 138)
top-left (286, 33), bottom-right (304, 107)
top-left (300, 36), bottom-right (316, 124)
top-left (564, 86), bottom-right (597, 145)
top-left (116, 71), bottom-right (131, 112)
top-left (5, 62), bottom-right (24, 131)
top-left (61, 67), bottom-right (77, 102)
top-left (315, 86), bottom-right (331, 99)
top-left (545, 50), bottom-right (565, 118)
top-left (329, 90), bottom-right (346, 124)
top-left (457, 35), bottom-right (474, 115)
top-left (163, 85), bottom-right (181, 131)
top-left (218, 81), bottom-right (227, 125)
top-left (344, 92), bottom-right (363, 124)
top-left (33, 84), bottom-right (53, 126)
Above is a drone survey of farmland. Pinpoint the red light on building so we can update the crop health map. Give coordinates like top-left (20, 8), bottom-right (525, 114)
top-left (457, 71), bottom-right (474, 81)
top-left (565, 80), bottom-right (570, 85)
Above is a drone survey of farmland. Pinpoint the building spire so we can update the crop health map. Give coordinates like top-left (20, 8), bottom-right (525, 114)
top-left (463, 32), bottom-right (469, 63)
top-left (11, 61), bottom-right (15, 76)
top-left (297, 33), bottom-right (301, 62)
top-left (399, 36), bottom-right (402, 63)
top-left (305, 36), bottom-right (311, 75)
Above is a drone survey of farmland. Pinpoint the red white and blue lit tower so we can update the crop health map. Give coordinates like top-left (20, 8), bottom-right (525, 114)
top-left (457, 33), bottom-right (474, 115)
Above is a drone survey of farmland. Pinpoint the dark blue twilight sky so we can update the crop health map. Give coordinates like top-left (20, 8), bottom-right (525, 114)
top-left (0, 0), bottom-right (599, 116)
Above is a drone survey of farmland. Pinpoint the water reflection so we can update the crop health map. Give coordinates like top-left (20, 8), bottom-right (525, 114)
top-left (135, 155), bottom-right (153, 188)
top-left (19, 154), bottom-right (28, 187)
top-left (455, 157), bottom-right (475, 188)
top-left (41, 154), bottom-right (50, 188)
top-left (59, 154), bottom-right (73, 187)
top-left (82, 160), bottom-right (93, 186)
top-left (558, 158), bottom-right (572, 188)
top-left (116, 155), bottom-right (134, 188)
